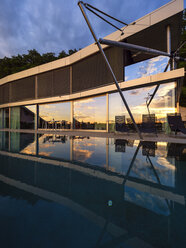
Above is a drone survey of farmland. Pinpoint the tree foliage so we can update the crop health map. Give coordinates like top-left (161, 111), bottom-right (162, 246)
top-left (0, 48), bottom-right (77, 79)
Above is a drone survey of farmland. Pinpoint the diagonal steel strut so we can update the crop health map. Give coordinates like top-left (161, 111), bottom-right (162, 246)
top-left (78, 1), bottom-right (143, 140)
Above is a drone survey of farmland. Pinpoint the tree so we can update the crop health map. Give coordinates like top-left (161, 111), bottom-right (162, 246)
top-left (58, 50), bottom-right (68, 59)
top-left (0, 47), bottom-right (78, 79)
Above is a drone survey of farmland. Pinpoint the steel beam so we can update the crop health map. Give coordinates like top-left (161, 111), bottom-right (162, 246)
top-left (100, 38), bottom-right (186, 62)
top-left (99, 38), bottom-right (171, 57)
top-left (78, 1), bottom-right (143, 139)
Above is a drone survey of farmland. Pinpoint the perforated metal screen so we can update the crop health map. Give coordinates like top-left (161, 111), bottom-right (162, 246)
top-left (38, 71), bottom-right (53, 99)
top-left (10, 76), bottom-right (35, 102)
top-left (0, 48), bottom-right (124, 104)
top-left (53, 67), bottom-right (70, 96)
top-left (0, 83), bottom-right (10, 104)
top-left (37, 67), bottom-right (70, 98)
top-left (72, 47), bottom-right (124, 93)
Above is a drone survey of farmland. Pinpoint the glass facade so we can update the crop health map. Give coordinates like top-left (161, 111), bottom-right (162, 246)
top-left (0, 82), bottom-right (177, 133)
top-left (109, 82), bottom-right (176, 132)
top-left (74, 95), bottom-right (106, 130)
top-left (0, 109), bottom-right (3, 128)
top-left (20, 105), bottom-right (36, 129)
top-left (10, 107), bottom-right (20, 129)
top-left (39, 102), bottom-right (71, 129)
top-left (4, 108), bottom-right (9, 128)
top-left (10, 105), bottom-right (36, 130)
top-left (125, 56), bottom-right (169, 81)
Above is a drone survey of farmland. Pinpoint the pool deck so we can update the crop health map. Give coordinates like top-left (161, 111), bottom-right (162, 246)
top-left (1, 129), bottom-right (186, 144)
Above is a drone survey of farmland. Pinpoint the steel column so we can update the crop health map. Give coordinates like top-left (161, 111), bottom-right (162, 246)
top-left (78, 1), bottom-right (142, 139)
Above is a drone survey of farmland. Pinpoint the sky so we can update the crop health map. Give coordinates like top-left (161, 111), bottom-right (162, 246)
top-left (0, 0), bottom-right (185, 58)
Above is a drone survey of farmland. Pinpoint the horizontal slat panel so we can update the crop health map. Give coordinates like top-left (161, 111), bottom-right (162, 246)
top-left (53, 67), bottom-right (70, 96)
top-left (38, 71), bottom-right (53, 98)
top-left (0, 83), bottom-right (10, 104)
top-left (72, 47), bottom-right (124, 93)
top-left (10, 76), bottom-right (35, 102)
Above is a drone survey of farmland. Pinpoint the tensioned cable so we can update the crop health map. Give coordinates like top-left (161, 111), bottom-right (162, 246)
top-left (81, 1), bottom-right (132, 34)
top-left (84, 2), bottom-right (129, 26)
top-left (85, 5), bottom-right (124, 33)
top-left (147, 41), bottom-right (186, 108)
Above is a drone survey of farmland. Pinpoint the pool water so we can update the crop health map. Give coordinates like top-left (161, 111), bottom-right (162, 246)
top-left (0, 132), bottom-right (186, 248)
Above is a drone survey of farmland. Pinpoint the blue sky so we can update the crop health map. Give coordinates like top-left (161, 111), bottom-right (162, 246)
top-left (0, 0), bottom-right (185, 58)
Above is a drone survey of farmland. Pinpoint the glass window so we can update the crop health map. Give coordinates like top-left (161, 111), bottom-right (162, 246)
top-left (11, 107), bottom-right (20, 129)
top-left (109, 82), bottom-right (176, 132)
top-left (4, 108), bottom-right (9, 128)
top-left (125, 56), bottom-right (169, 81)
top-left (39, 102), bottom-right (71, 129)
top-left (0, 131), bottom-right (9, 151)
top-left (10, 105), bottom-right (36, 129)
top-left (20, 105), bottom-right (36, 129)
top-left (74, 95), bottom-right (106, 130)
top-left (10, 132), bottom-right (36, 154)
top-left (0, 109), bottom-right (3, 128)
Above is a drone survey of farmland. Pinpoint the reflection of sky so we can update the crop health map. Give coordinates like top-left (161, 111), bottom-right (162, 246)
top-left (74, 96), bottom-right (106, 123)
top-left (109, 56), bottom-right (175, 122)
top-left (20, 140), bottom-right (36, 155)
top-left (39, 102), bottom-right (71, 122)
top-left (39, 134), bottom-right (70, 161)
top-left (73, 137), bottom-right (106, 167)
top-left (108, 139), bottom-right (175, 187)
top-left (125, 56), bottom-right (169, 81)
top-left (0, 132), bottom-right (176, 188)
top-left (25, 105), bottom-right (36, 114)
top-left (109, 83), bottom-right (176, 122)
top-left (125, 186), bottom-right (170, 216)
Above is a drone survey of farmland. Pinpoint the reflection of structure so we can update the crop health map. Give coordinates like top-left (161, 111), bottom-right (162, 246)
top-left (115, 139), bottom-right (135, 152)
top-left (115, 139), bottom-right (127, 152)
top-left (20, 106), bottom-right (35, 129)
top-left (40, 119), bottom-right (71, 130)
top-left (142, 141), bottom-right (157, 157)
top-left (73, 118), bottom-right (106, 130)
top-left (0, 146), bottom-right (186, 247)
top-left (167, 143), bottom-right (186, 161)
top-left (142, 114), bottom-right (156, 123)
top-left (43, 135), bottom-right (67, 144)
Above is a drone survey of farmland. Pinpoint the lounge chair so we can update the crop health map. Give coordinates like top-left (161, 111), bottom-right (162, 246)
top-left (115, 139), bottom-right (127, 152)
top-left (139, 114), bottom-right (157, 134)
top-left (167, 113), bottom-right (186, 135)
top-left (115, 116), bottom-right (128, 132)
top-left (139, 121), bottom-right (157, 134)
top-left (141, 141), bottom-right (157, 157)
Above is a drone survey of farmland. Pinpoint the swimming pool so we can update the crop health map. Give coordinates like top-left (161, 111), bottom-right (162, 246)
top-left (0, 132), bottom-right (186, 247)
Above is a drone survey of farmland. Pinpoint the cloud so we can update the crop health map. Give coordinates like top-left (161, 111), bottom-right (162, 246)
top-left (0, 0), bottom-right (170, 58)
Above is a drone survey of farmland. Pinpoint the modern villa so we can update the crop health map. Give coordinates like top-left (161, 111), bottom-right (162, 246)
top-left (0, 0), bottom-right (185, 136)
top-left (0, 1), bottom-right (186, 246)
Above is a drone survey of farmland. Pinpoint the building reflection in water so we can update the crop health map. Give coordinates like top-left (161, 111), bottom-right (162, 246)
top-left (0, 131), bottom-right (186, 247)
